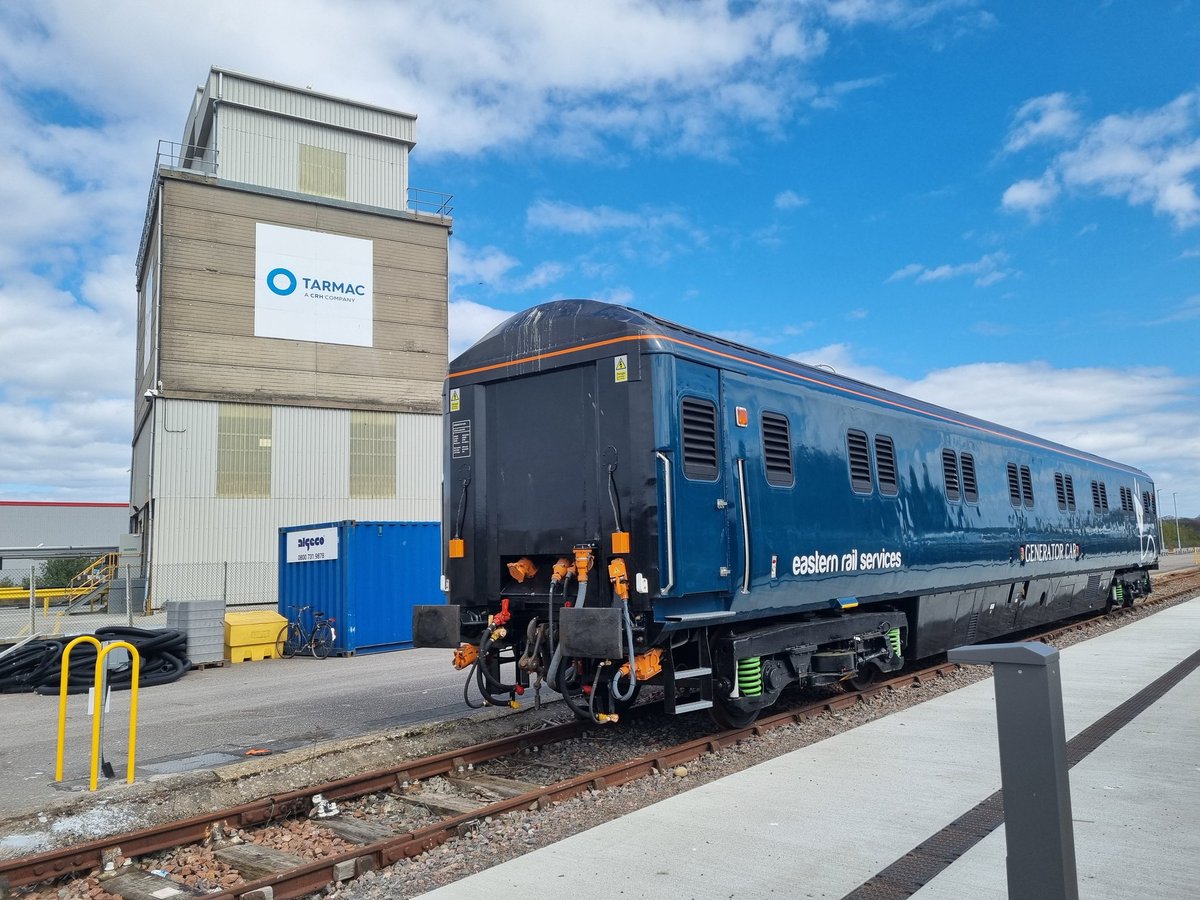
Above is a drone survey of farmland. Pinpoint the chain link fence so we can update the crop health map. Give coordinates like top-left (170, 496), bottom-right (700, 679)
top-left (147, 561), bottom-right (276, 611)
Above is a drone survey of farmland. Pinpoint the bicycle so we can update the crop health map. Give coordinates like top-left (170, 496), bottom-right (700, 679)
top-left (277, 605), bottom-right (336, 659)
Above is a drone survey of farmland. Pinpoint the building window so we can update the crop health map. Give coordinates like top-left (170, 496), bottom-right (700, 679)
top-left (761, 412), bottom-right (793, 487)
top-left (875, 435), bottom-right (898, 496)
top-left (350, 411), bottom-right (396, 499)
top-left (942, 449), bottom-right (961, 502)
top-left (681, 397), bottom-right (719, 480)
top-left (217, 404), bottom-right (272, 498)
top-left (299, 144), bottom-right (348, 199)
top-left (847, 430), bottom-right (872, 494)
top-left (961, 453), bottom-right (978, 503)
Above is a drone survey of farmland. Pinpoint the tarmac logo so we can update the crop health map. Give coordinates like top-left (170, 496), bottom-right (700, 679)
top-left (266, 267), bottom-right (298, 296)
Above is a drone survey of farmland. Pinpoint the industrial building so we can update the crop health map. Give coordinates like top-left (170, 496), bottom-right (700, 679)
top-left (0, 501), bottom-right (128, 576)
top-left (131, 67), bottom-right (452, 607)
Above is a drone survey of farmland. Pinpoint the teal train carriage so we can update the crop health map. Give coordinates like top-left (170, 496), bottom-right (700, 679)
top-left (414, 300), bottom-right (1159, 727)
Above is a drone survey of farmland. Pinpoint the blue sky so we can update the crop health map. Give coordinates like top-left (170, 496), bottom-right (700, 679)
top-left (0, 1), bottom-right (1197, 519)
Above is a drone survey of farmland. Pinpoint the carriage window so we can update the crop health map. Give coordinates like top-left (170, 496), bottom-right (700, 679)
top-left (1019, 465), bottom-right (1034, 508)
top-left (942, 449), bottom-right (961, 501)
top-left (875, 435), bottom-right (898, 496)
top-left (1007, 463), bottom-right (1021, 506)
top-left (847, 430), bottom-right (873, 494)
top-left (680, 397), bottom-right (719, 480)
top-left (761, 412), bottom-right (793, 487)
top-left (961, 453), bottom-right (978, 503)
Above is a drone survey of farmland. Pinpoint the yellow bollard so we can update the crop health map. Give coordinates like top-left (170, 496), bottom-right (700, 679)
top-left (55, 637), bottom-right (142, 790)
top-left (56, 635), bottom-right (101, 783)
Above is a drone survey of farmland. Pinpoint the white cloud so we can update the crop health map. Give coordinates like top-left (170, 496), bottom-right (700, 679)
top-left (1001, 172), bottom-right (1061, 217)
top-left (1003, 92), bottom-right (1082, 154)
top-left (1002, 90), bottom-right (1200, 227)
top-left (774, 190), bottom-right (810, 210)
top-left (447, 299), bottom-right (516, 359)
top-left (887, 251), bottom-right (1013, 287)
top-left (1150, 295), bottom-right (1200, 325)
top-left (788, 345), bottom-right (1200, 509)
top-left (810, 75), bottom-right (890, 110)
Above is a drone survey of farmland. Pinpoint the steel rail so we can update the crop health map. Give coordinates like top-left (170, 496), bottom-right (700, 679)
top-left (4, 573), bottom-right (1196, 897)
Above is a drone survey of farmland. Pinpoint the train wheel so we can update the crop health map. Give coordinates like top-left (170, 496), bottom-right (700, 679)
top-left (847, 663), bottom-right (878, 691)
top-left (708, 695), bottom-right (760, 730)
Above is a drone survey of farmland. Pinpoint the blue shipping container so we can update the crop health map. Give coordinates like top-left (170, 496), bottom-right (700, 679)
top-left (277, 521), bottom-right (441, 655)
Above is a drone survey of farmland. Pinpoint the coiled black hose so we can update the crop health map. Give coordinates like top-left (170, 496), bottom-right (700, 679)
top-left (0, 627), bottom-right (191, 695)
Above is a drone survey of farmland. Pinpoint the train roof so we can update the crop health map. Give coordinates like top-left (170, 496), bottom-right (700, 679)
top-left (449, 299), bottom-right (1151, 479)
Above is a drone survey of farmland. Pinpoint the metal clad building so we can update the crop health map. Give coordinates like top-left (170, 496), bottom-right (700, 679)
top-left (132, 67), bottom-right (450, 607)
top-left (0, 502), bottom-right (128, 573)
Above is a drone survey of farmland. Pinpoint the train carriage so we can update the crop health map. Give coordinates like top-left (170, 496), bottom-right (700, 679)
top-left (414, 300), bottom-right (1158, 727)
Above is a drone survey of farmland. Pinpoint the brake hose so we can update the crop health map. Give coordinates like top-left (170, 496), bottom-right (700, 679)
top-left (610, 602), bottom-right (638, 702)
top-left (546, 572), bottom-right (585, 687)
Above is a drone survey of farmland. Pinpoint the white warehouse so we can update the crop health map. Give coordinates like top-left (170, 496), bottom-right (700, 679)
top-left (131, 67), bottom-right (452, 607)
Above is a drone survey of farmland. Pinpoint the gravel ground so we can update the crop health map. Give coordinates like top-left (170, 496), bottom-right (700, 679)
top-left (6, 572), bottom-right (1197, 898)
top-left (323, 583), bottom-right (1200, 900)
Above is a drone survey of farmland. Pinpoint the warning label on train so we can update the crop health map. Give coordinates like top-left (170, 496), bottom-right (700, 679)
top-left (792, 548), bottom-right (903, 577)
top-left (451, 420), bottom-right (472, 459)
top-left (614, 355), bottom-right (628, 383)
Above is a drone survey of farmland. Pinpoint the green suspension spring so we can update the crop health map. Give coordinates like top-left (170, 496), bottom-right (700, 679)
top-left (1114, 582), bottom-right (1125, 602)
top-left (887, 627), bottom-right (902, 658)
top-left (737, 657), bottom-right (763, 696)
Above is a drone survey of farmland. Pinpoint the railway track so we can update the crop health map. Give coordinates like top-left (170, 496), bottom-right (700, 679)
top-left (5, 570), bottom-right (1199, 900)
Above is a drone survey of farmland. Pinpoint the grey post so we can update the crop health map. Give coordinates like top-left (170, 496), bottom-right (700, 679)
top-left (948, 641), bottom-right (1078, 900)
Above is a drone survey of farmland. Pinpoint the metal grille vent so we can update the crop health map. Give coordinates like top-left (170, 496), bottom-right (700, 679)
top-left (680, 397), bottom-right (719, 480)
top-left (847, 430), bottom-right (872, 494)
top-left (966, 611), bottom-right (979, 642)
top-left (761, 412), bottom-right (793, 486)
top-left (1098, 482), bottom-right (1109, 511)
top-left (1119, 487), bottom-right (1131, 513)
top-left (1020, 465), bottom-right (1034, 508)
top-left (1064, 475), bottom-right (1076, 511)
top-left (1055, 473), bottom-right (1067, 510)
top-left (1007, 463), bottom-right (1022, 506)
top-left (1142, 490), bottom-right (1153, 515)
top-left (1085, 574), bottom-right (1103, 605)
top-left (1091, 480), bottom-right (1102, 512)
top-left (875, 435), bottom-right (898, 496)
top-left (942, 449), bottom-right (961, 501)
top-left (961, 453), bottom-right (978, 502)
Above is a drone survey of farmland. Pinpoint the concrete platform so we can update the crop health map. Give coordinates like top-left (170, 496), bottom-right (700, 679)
top-left (420, 596), bottom-right (1200, 900)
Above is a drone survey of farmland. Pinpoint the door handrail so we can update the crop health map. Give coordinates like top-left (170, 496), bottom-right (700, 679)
top-left (655, 451), bottom-right (675, 595)
top-left (736, 457), bottom-right (752, 594)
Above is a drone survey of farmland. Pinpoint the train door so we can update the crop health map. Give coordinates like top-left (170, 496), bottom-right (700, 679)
top-left (663, 360), bottom-right (730, 597)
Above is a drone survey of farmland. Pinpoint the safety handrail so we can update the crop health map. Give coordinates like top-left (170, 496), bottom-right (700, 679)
top-left (60, 552), bottom-right (119, 612)
top-left (655, 451), bottom-right (675, 595)
top-left (736, 458), bottom-right (752, 594)
top-left (56, 636), bottom-right (141, 790)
